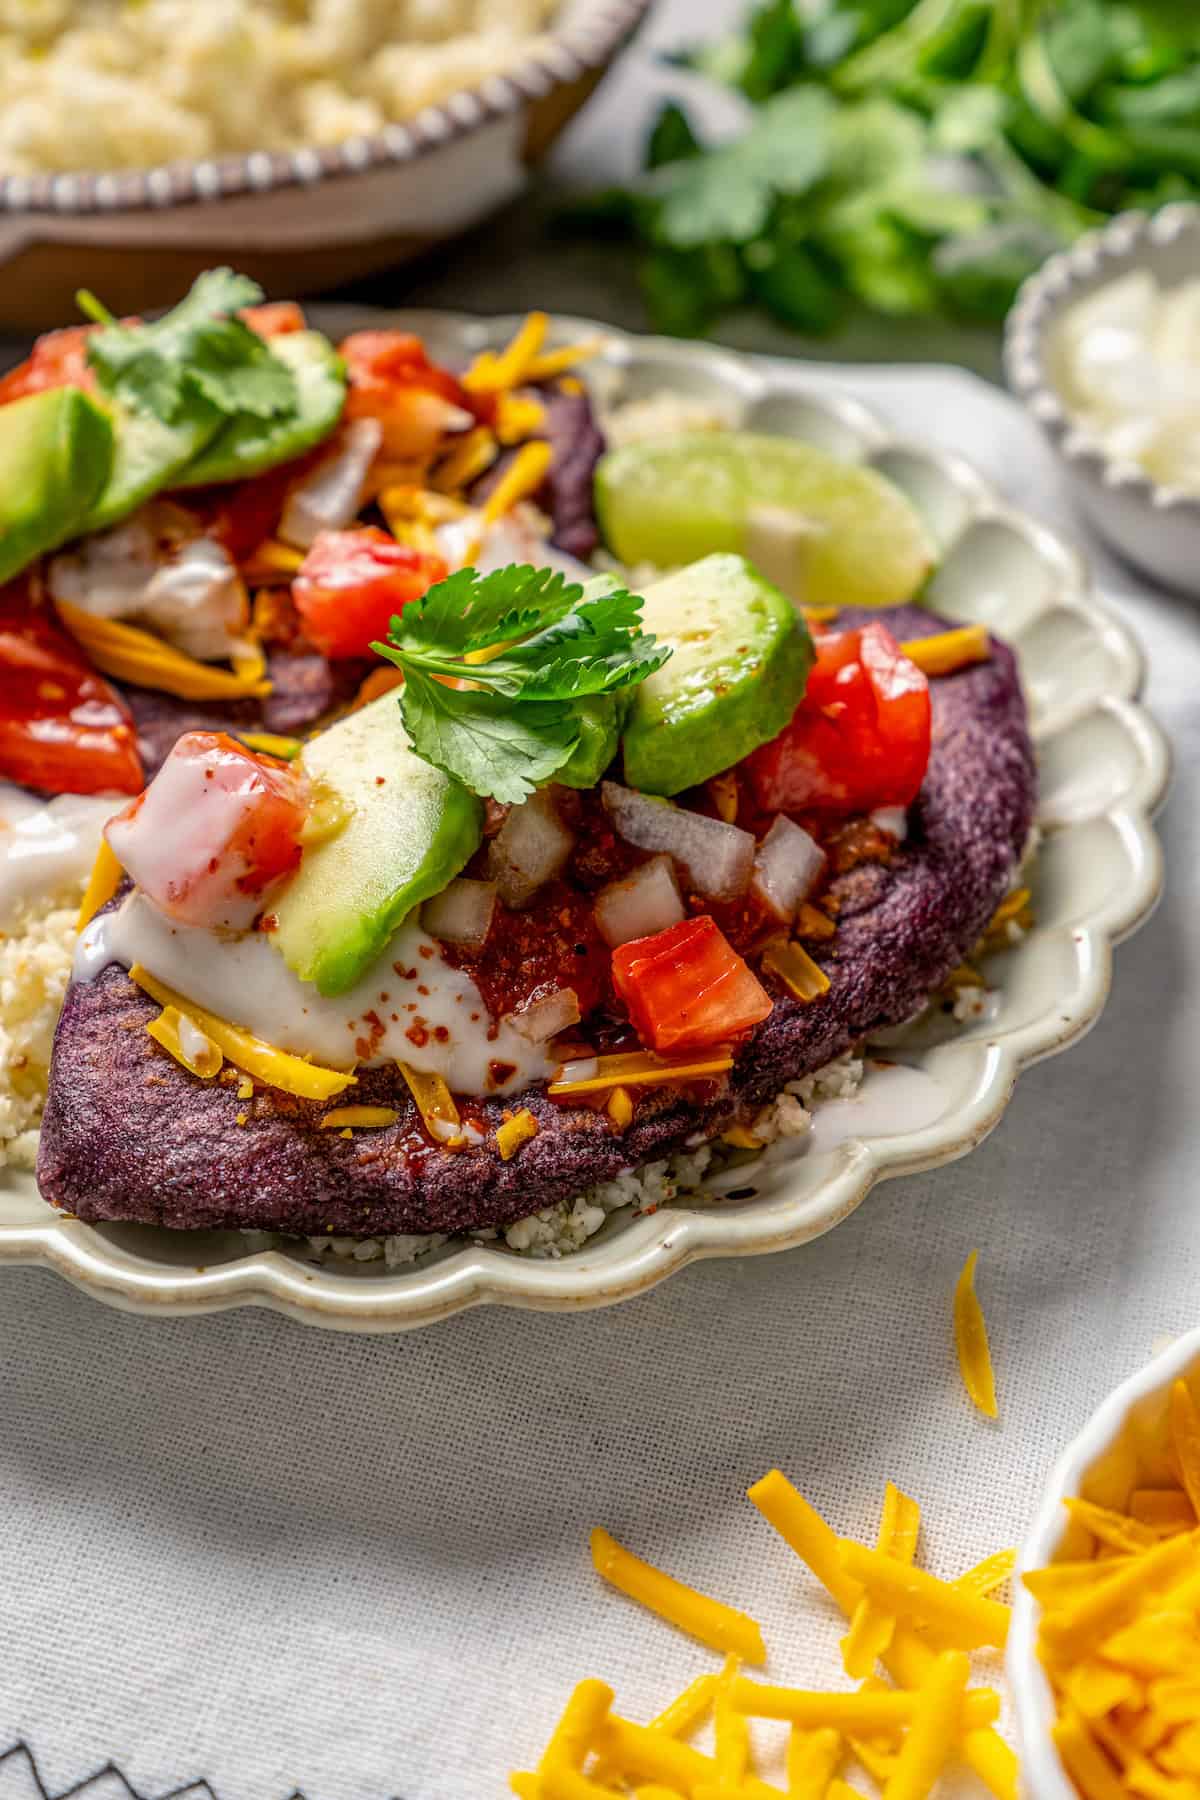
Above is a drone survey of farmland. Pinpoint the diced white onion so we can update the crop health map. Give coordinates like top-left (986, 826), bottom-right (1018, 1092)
top-left (601, 781), bottom-right (754, 902)
top-left (593, 854), bottom-right (684, 948)
top-left (420, 878), bottom-right (497, 948)
top-left (556, 1056), bottom-right (598, 1085)
top-left (869, 806), bottom-right (908, 842)
top-left (751, 815), bottom-right (826, 923)
top-left (506, 988), bottom-right (582, 1044)
top-left (279, 417), bottom-right (383, 549)
top-left (485, 788), bottom-right (575, 908)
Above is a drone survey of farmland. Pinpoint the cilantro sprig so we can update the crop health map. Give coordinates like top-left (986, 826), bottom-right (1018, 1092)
top-left (373, 564), bottom-right (671, 805)
top-left (78, 268), bottom-right (297, 425)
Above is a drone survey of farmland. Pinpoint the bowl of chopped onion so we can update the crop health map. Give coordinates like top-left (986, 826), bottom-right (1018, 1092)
top-left (0, 0), bottom-right (651, 334)
top-left (1008, 1323), bottom-right (1200, 1800)
top-left (1005, 203), bottom-right (1200, 599)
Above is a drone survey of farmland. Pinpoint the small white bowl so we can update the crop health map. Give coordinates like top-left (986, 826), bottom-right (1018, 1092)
top-left (1005, 204), bottom-right (1200, 598)
top-left (1008, 1322), bottom-right (1200, 1799)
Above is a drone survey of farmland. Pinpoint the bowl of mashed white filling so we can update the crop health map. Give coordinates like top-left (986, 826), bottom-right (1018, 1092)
top-left (0, 0), bottom-right (651, 331)
top-left (1006, 202), bottom-right (1200, 599)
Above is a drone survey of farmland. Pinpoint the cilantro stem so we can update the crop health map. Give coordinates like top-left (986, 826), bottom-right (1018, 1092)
top-left (75, 288), bottom-right (117, 328)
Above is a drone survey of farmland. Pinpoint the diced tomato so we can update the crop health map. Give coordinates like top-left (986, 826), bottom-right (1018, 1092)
top-left (293, 527), bottom-right (446, 660)
top-left (106, 730), bottom-right (310, 928)
top-left (240, 301), bottom-right (306, 339)
top-left (745, 622), bottom-right (931, 817)
top-left (611, 915), bottom-right (773, 1056)
top-left (339, 328), bottom-right (490, 458)
top-left (0, 591), bottom-right (142, 796)
top-left (0, 324), bottom-right (97, 404)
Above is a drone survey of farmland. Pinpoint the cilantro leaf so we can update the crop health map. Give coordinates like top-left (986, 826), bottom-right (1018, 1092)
top-left (390, 563), bottom-right (580, 661)
top-left (399, 669), bottom-right (581, 807)
top-left (80, 268), bottom-right (297, 426)
top-left (651, 89), bottom-right (834, 248)
top-left (374, 563), bottom-right (671, 801)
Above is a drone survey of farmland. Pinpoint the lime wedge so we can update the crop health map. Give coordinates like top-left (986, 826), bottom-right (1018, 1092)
top-left (594, 432), bottom-right (937, 610)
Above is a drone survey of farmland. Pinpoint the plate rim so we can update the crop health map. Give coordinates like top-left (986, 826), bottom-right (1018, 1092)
top-left (0, 314), bottom-right (1170, 1330)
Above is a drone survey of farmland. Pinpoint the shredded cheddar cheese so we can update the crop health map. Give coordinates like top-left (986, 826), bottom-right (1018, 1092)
top-left (495, 391), bottom-right (547, 445)
top-left (240, 538), bottom-right (304, 581)
top-left (524, 338), bottom-right (604, 382)
top-left (899, 625), bottom-right (990, 679)
top-left (954, 1250), bottom-right (999, 1420)
top-left (318, 1106), bottom-right (398, 1130)
top-left (56, 601), bottom-right (272, 702)
top-left (841, 1483), bottom-right (921, 1681)
top-left (480, 439), bottom-right (554, 530)
top-left (76, 838), bottom-right (123, 931)
top-left (398, 1061), bottom-right (463, 1146)
top-left (589, 1527), bottom-right (767, 1665)
top-left (463, 312), bottom-right (549, 394)
top-left (1029, 1379), bottom-right (1200, 1798)
top-left (837, 1543), bottom-right (1010, 1650)
top-left (128, 965), bottom-right (354, 1101)
top-left (146, 1004), bottom-right (223, 1080)
top-left (430, 425), bottom-right (499, 493)
top-left (762, 937), bottom-right (831, 1003)
top-left (497, 1108), bottom-right (539, 1160)
top-left (723, 1125), bottom-right (764, 1150)
top-left (515, 1464), bottom-right (1020, 1800)
top-left (605, 1087), bottom-right (634, 1132)
top-left (548, 1050), bottom-right (733, 1097)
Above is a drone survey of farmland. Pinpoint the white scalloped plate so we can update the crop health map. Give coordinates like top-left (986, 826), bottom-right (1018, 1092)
top-left (0, 316), bottom-right (1169, 1330)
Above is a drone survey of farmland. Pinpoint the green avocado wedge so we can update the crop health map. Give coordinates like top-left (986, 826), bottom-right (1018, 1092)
top-left (595, 432), bottom-right (937, 611)
top-left (272, 692), bottom-right (484, 998)
top-left (555, 693), bottom-right (624, 789)
top-left (82, 397), bottom-right (223, 534)
top-left (0, 388), bottom-right (115, 584)
top-left (175, 331), bottom-right (345, 488)
top-left (621, 554), bottom-right (813, 796)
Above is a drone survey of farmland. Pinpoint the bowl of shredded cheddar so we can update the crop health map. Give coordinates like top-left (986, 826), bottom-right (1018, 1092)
top-left (1010, 1324), bottom-right (1200, 1800)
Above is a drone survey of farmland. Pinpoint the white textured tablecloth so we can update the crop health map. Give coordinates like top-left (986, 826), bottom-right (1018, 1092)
top-left (1, 363), bottom-right (1195, 1800)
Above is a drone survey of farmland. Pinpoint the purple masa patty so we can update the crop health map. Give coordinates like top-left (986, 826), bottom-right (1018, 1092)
top-left (37, 605), bottom-right (1036, 1239)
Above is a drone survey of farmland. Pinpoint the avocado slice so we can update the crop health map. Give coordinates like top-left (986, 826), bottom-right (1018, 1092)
top-left (621, 554), bottom-right (813, 797)
top-left (0, 387), bottom-right (115, 584)
top-left (272, 692), bottom-right (483, 998)
top-left (175, 331), bottom-right (346, 488)
top-left (595, 433), bottom-right (937, 611)
top-left (83, 396), bottom-right (224, 534)
top-left (556, 693), bottom-right (623, 789)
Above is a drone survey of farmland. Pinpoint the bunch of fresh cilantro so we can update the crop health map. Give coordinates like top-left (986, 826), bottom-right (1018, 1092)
top-left (374, 564), bottom-right (670, 804)
top-left (565, 0), bottom-right (1200, 336)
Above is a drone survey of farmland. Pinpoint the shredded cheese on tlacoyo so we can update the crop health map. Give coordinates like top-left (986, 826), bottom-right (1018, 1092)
top-left (497, 1108), bottom-right (539, 1161)
top-left (56, 600), bottom-right (272, 702)
top-left (77, 839), bottom-right (124, 931)
top-left (146, 1004), bottom-right (223, 1080)
top-left (954, 1250), bottom-right (999, 1420)
top-left (512, 1470), bottom-right (1017, 1800)
top-left (130, 964), bottom-right (354, 1101)
top-left (398, 1060), bottom-right (463, 1146)
top-left (899, 625), bottom-right (990, 679)
top-left (1028, 1377), bottom-right (1200, 1799)
top-left (762, 937), bottom-right (831, 1004)
top-left (317, 1106), bottom-right (397, 1130)
top-left (548, 1050), bottom-right (733, 1098)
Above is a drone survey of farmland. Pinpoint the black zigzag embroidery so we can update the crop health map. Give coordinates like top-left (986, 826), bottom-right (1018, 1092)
top-left (0, 1743), bottom-right (413, 1800)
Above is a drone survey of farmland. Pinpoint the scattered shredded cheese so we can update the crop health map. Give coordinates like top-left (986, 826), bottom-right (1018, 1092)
top-left (899, 625), bottom-right (990, 679)
top-left (495, 391), bottom-right (547, 446)
top-left (146, 1004), bottom-right (223, 1080)
top-left (128, 964), bottom-right (354, 1101)
top-left (762, 937), bottom-right (831, 1004)
top-left (430, 425), bottom-right (499, 493)
top-left (240, 538), bottom-right (304, 581)
top-left (76, 839), bottom-right (123, 931)
top-left (605, 1087), bottom-right (633, 1132)
top-left (398, 1060), bottom-right (463, 1146)
top-left (515, 1462), bottom-right (1020, 1800)
top-left (318, 1106), bottom-right (398, 1130)
top-left (524, 339), bottom-right (604, 383)
top-left (56, 600), bottom-right (272, 702)
top-left (497, 1108), bottom-right (539, 1160)
top-left (589, 1527), bottom-right (767, 1665)
top-left (954, 1250), bottom-right (999, 1420)
top-left (837, 1543), bottom-right (1010, 1651)
top-left (723, 1124), bottom-right (764, 1150)
top-left (841, 1483), bottom-right (921, 1681)
top-left (549, 1050), bottom-right (733, 1097)
top-left (480, 440), bottom-right (554, 530)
